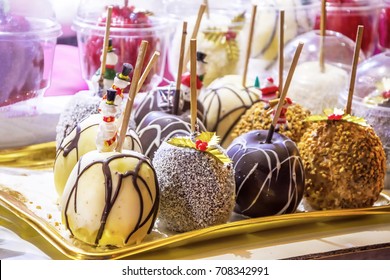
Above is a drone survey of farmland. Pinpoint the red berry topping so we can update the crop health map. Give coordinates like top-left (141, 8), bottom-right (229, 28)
top-left (383, 91), bottom-right (390, 99)
top-left (328, 114), bottom-right (343, 121)
top-left (225, 30), bottom-right (237, 41)
top-left (195, 140), bottom-right (208, 151)
top-left (198, 142), bottom-right (208, 151)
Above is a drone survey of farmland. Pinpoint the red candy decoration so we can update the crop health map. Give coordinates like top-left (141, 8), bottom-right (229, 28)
top-left (195, 140), bottom-right (208, 151)
top-left (328, 114), bottom-right (343, 121)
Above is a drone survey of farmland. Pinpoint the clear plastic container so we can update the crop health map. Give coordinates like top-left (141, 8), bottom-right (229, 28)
top-left (73, 0), bottom-right (174, 92)
top-left (379, 0), bottom-right (390, 51)
top-left (245, 0), bottom-right (321, 77)
top-left (0, 0), bottom-right (61, 108)
top-left (338, 51), bottom-right (390, 188)
top-left (166, 0), bottom-right (320, 85)
top-left (314, 0), bottom-right (382, 57)
top-left (165, 0), bottom-right (250, 86)
top-left (282, 30), bottom-right (366, 73)
top-left (280, 30), bottom-right (366, 114)
top-left (0, 0), bottom-right (62, 148)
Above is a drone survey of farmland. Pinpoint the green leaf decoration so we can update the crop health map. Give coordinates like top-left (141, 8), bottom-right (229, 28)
top-left (304, 108), bottom-right (369, 127)
top-left (342, 114), bottom-right (369, 127)
top-left (168, 132), bottom-right (232, 164)
top-left (196, 131), bottom-right (221, 146)
top-left (323, 108), bottom-right (334, 116)
top-left (305, 115), bottom-right (328, 122)
top-left (231, 12), bottom-right (246, 31)
top-left (226, 40), bottom-right (240, 61)
top-left (167, 137), bottom-right (195, 149)
top-left (202, 11), bottom-right (244, 62)
top-left (206, 146), bottom-right (233, 164)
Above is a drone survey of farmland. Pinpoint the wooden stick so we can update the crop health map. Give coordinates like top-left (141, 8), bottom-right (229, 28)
top-left (98, 6), bottom-right (113, 91)
top-left (136, 51), bottom-right (160, 93)
top-left (173, 21), bottom-right (188, 115)
top-left (190, 39), bottom-right (198, 133)
top-left (203, 0), bottom-right (210, 19)
top-left (242, 5), bottom-right (257, 87)
top-left (345, 25), bottom-right (364, 115)
top-left (278, 10), bottom-right (285, 98)
top-left (183, 4), bottom-right (206, 74)
top-left (319, 0), bottom-right (326, 73)
top-left (117, 40), bottom-right (149, 152)
top-left (266, 42), bottom-right (304, 143)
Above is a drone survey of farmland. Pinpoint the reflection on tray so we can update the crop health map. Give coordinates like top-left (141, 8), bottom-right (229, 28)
top-left (1, 165), bottom-right (390, 260)
top-left (0, 142), bottom-right (56, 170)
top-left (1, 142), bottom-right (390, 260)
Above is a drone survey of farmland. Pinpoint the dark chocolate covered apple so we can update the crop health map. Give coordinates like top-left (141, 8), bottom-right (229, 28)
top-left (227, 130), bottom-right (305, 218)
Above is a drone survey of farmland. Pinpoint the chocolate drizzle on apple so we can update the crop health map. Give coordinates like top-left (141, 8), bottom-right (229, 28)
top-left (201, 85), bottom-right (261, 147)
top-left (63, 152), bottom-right (159, 246)
top-left (55, 121), bottom-right (98, 161)
top-left (136, 110), bottom-right (206, 160)
top-left (227, 130), bottom-right (305, 218)
top-left (134, 86), bottom-right (204, 127)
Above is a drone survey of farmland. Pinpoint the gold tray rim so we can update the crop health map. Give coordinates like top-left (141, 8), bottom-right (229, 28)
top-left (1, 187), bottom-right (390, 260)
top-left (1, 142), bottom-right (390, 260)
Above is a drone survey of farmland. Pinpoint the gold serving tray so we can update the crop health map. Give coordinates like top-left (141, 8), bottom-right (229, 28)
top-left (1, 142), bottom-right (390, 260)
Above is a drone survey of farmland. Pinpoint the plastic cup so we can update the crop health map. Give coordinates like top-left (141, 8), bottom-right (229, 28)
top-left (379, 0), bottom-right (390, 50)
top-left (165, 0), bottom-right (250, 86)
top-left (282, 30), bottom-right (366, 73)
top-left (314, 0), bottom-right (382, 57)
top-left (73, 0), bottom-right (174, 92)
top-left (0, 0), bottom-right (61, 108)
top-left (247, 0), bottom-right (321, 74)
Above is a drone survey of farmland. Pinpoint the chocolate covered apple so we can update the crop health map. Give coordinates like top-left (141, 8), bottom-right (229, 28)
top-left (199, 75), bottom-right (262, 148)
top-left (299, 109), bottom-right (386, 209)
top-left (231, 81), bottom-right (311, 144)
top-left (153, 132), bottom-right (235, 232)
top-left (61, 42), bottom-right (159, 247)
top-left (54, 90), bottom-right (142, 197)
top-left (61, 149), bottom-right (159, 247)
top-left (133, 84), bottom-right (205, 127)
top-left (134, 23), bottom-right (205, 128)
top-left (136, 110), bottom-right (206, 160)
top-left (227, 130), bottom-right (304, 217)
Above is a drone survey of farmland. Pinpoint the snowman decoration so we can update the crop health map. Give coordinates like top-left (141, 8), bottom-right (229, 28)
top-left (96, 88), bottom-right (119, 152)
top-left (110, 63), bottom-right (133, 112)
top-left (180, 51), bottom-right (208, 111)
top-left (92, 38), bottom-right (119, 93)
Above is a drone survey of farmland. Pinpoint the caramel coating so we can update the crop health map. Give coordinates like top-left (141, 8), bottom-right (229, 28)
top-left (298, 121), bottom-right (386, 210)
top-left (232, 102), bottom-right (311, 143)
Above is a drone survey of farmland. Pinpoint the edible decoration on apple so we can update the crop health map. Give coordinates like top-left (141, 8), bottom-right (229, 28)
top-left (61, 40), bottom-right (159, 247)
top-left (153, 39), bottom-right (235, 232)
top-left (298, 26), bottom-right (386, 210)
top-left (227, 42), bottom-right (305, 218)
top-left (231, 11), bottom-right (311, 144)
top-left (198, 5), bottom-right (262, 148)
top-left (136, 22), bottom-right (206, 159)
